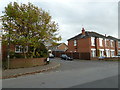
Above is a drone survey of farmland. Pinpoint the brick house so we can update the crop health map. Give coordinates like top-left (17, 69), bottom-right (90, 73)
top-left (2, 43), bottom-right (28, 60)
top-left (67, 28), bottom-right (120, 58)
top-left (48, 43), bottom-right (68, 57)
top-left (49, 43), bottom-right (68, 52)
top-left (118, 39), bottom-right (120, 55)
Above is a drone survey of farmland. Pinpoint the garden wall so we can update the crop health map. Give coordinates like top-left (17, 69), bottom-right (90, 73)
top-left (9, 58), bottom-right (46, 69)
top-left (52, 51), bottom-right (91, 60)
top-left (90, 57), bottom-right (99, 60)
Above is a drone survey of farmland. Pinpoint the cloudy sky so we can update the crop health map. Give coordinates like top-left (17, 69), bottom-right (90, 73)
top-left (0, 0), bottom-right (119, 44)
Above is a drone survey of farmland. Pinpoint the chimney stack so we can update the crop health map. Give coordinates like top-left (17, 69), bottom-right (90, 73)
top-left (105, 34), bottom-right (106, 37)
top-left (82, 27), bottom-right (85, 35)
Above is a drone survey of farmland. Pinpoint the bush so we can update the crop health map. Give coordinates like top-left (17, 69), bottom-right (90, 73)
top-left (9, 51), bottom-right (15, 59)
top-left (14, 53), bottom-right (24, 58)
top-left (28, 43), bottom-right (49, 58)
top-left (9, 51), bottom-right (24, 58)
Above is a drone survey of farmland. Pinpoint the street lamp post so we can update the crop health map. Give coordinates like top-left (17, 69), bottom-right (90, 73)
top-left (7, 35), bottom-right (10, 69)
top-left (7, 18), bottom-right (11, 69)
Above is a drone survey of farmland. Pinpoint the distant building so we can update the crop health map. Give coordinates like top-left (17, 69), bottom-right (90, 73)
top-left (49, 43), bottom-right (68, 52)
top-left (67, 28), bottom-right (120, 58)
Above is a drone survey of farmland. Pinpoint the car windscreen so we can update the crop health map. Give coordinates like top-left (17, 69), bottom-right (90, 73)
top-left (62, 55), bottom-right (67, 57)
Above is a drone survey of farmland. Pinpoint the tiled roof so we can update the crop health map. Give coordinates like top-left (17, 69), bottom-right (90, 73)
top-left (67, 31), bottom-right (119, 41)
top-left (67, 31), bottom-right (106, 41)
top-left (48, 43), bottom-right (68, 51)
top-left (107, 36), bottom-right (118, 40)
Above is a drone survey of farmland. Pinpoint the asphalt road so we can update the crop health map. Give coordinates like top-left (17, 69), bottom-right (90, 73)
top-left (71, 75), bottom-right (118, 88)
top-left (2, 58), bottom-right (119, 88)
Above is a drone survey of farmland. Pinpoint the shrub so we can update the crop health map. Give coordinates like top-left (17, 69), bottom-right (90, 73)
top-left (9, 51), bottom-right (15, 59)
top-left (14, 53), bottom-right (24, 58)
top-left (28, 43), bottom-right (48, 58)
top-left (9, 51), bottom-right (24, 58)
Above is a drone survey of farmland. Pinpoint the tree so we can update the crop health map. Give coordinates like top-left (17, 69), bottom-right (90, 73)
top-left (1, 2), bottom-right (61, 58)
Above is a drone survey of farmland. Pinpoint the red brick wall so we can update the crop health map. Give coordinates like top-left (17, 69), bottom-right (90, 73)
top-left (67, 40), bottom-right (76, 52)
top-left (77, 37), bottom-right (91, 53)
top-left (67, 37), bottom-right (91, 53)
top-left (57, 43), bottom-right (68, 51)
top-left (115, 41), bottom-right (118, 55)
top-left (9, 58), bottom-right (46, 69)
top-left (2, 43), bottom-right (15, 60)
top-left (2, 43), bottom-right (7, 60)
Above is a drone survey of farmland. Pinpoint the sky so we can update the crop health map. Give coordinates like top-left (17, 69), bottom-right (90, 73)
top-left (0, 0), bottom-right (119, 44)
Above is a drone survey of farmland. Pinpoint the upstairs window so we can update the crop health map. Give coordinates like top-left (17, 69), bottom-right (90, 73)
top-left (99, 38), bottom-right (103, 46)
top-left (106, 39), bottom-right (110, 47)
top-left (118, 50), bottom-right (120, 55)
top-left (91, 37), bottom-right (95, 46)
top-left (118, 42), bottom-right (120, 48)
top-left (110, 40), bottom-right (114, 47)
top-left (74, 40), bottom-right (77, 46)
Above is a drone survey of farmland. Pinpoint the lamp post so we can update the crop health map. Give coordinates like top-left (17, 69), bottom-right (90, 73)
top-left (7, 18), bottom-right (11, 69)
top-left (7, 35), bottom-right (10, 69)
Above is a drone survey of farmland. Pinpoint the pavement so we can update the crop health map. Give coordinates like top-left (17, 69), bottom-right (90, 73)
top-left (2, 61), bottom-right (60, 79)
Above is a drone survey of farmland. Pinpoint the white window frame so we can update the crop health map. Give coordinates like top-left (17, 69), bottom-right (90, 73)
top-left (105, 49), bottom-right (110, 57)
top-left (99, 49), bottom-right (104, 57)
top-left (111, 51), bottom-right (114, 57)
top-left (74, 40), bottom-right (77, 46)
top-left (118, 50), bottom-right (120, 55)
top-left (110, 50), bottom-right (115, 57)
top-left (118, 42), bottom-right (120, 48)
top-left (15, 45), bottom-right (28, 53)
top-left (110, 40), bottom-right (114, 47)
top-left (91, 48), bottom-right (96, 57)
top-left (99, 38), bottom-right (103, 47)
top-left (91, 37), bottom-right (95, 46)
top-left (15, 45), bottom-right (21, 53)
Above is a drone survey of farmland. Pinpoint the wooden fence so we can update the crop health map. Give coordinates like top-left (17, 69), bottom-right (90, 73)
top-left (52, 51), bottom-right (90, 60)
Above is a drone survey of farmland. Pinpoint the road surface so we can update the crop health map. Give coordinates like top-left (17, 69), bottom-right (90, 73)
top-left (2, 58), bottom-right (119, 88)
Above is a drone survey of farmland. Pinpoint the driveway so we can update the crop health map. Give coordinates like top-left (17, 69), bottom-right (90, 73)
top-left (2, 58), bottom-right (118, 88)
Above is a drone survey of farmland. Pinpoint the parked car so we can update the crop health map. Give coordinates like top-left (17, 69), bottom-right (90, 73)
top-left (112, 55), bottom-right (120, 58)
top-left (98, 56), bottom-right (105, 60)
top-left (60, 54), bottom-right (73, 61)
top-left (49, 53), bottom-right (54, 58)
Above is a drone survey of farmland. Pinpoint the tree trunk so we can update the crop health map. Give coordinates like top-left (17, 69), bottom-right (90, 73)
top-left (31, 48), bottom-right (36, 58)
top-left (23, 46), bottom-right (27, 59)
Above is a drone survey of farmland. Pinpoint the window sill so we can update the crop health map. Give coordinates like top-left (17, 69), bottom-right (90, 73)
top-left (15, 51), bottom-right (23, 53)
